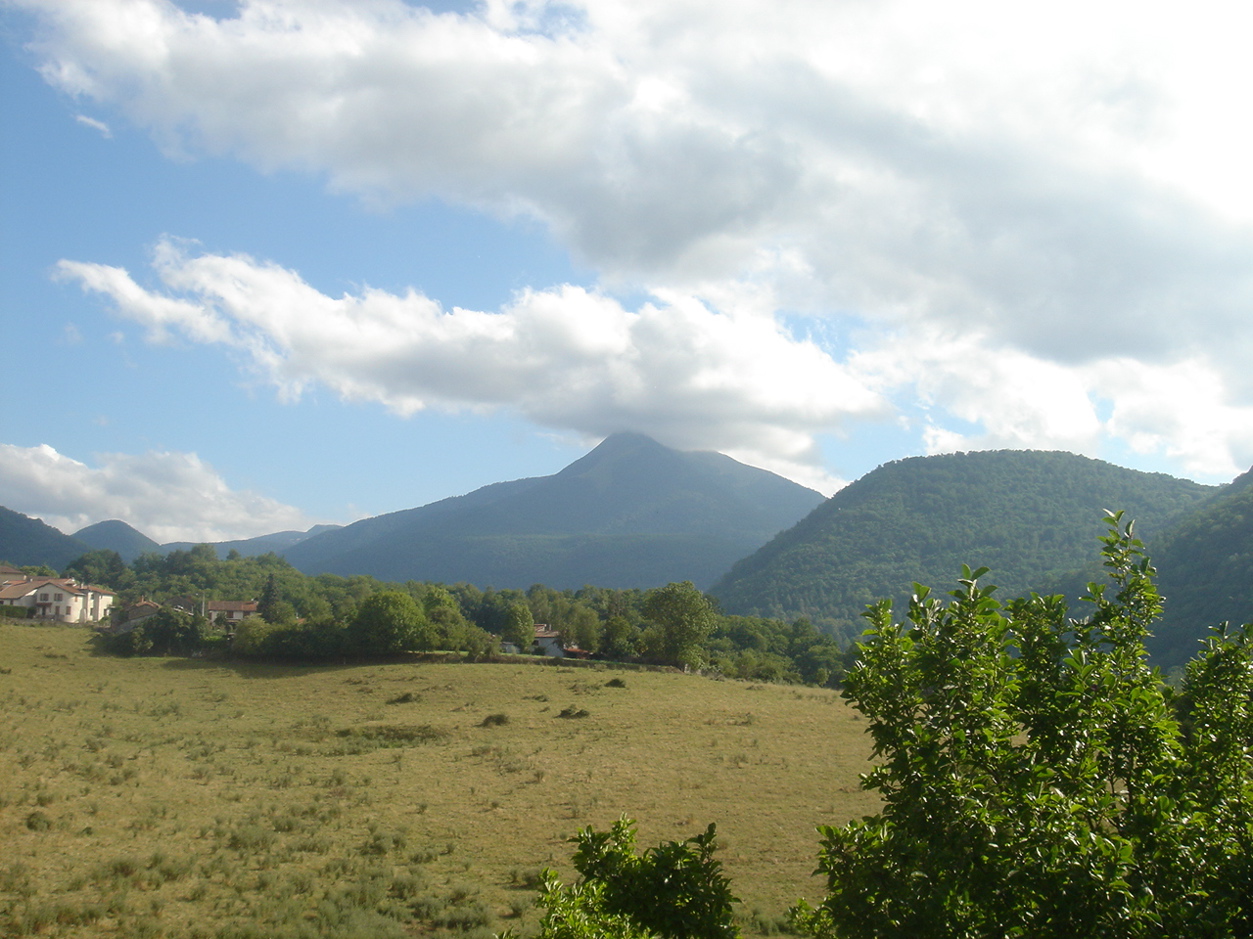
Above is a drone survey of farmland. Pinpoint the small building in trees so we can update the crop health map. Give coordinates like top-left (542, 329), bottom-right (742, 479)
top-left (206, 599), bottom-right (258, 627)
top-left (116, 598), bottom-right (164, 632)
top-left (533, 624), bottom-right (565, 657)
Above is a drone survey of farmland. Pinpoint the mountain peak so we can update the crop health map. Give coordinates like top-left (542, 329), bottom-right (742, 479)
top-left (74, 519), bottom-right (160, 563)
top-left (285, 433), bottom-right (824, 589)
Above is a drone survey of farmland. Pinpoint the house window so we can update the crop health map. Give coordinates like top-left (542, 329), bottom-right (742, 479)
top-left (40, 593), bottom-right (49, 601)
top-left (54, 593), bottom-right (64, 601)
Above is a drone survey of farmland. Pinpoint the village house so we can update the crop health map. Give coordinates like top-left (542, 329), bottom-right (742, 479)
top-left (206, 599), bottom-right (259, 626)
top-left (0, 573), bottom-right (116, 624)
top-left (532, 624), bottom-right (565, 656)
top-left (116, 598), bottom-right (163, 631)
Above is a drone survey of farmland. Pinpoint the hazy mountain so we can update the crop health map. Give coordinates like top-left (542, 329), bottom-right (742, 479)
top-left (0, 507), bottom-right (92, 571)
top-left (284, 432), bottom-right (826, 589)
top-left (161, 525), bottom-right (343, 559)
top-left (74, 519), bottom-right (161, 563)
top-left (710, 450), bottom-right (1216, 642)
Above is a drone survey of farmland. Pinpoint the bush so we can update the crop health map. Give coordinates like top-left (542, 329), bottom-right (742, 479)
top-left (508, 817), bottom-right (738, 939)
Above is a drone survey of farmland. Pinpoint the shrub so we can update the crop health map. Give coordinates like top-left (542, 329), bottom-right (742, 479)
top-left (24, 811), bottom-right (52, 832)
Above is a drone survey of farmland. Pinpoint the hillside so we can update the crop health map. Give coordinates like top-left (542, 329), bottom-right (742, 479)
top-left (285, 433), bottom-right (825, 590)
top-left (0, 506), bottom-right (91, 570)
top-left (710, 450), bottom-right (1215, 641)
top-left (1147, 465), bottom-right (1253, 668)
top-left (74, 519), bottom-right (160, 562)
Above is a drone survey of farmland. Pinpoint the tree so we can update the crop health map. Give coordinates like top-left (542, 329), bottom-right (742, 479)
top-left (64, 549), bottom-right (129, 589)
top-left (509, 817), bottom-right (739, 939)
top-left (643, 581), bottom-right (717, 670)
top-left (791, 512), bottom-right (1253, 939)
top-left (601, 614), bottom-right (640, 659)
top-left (257, 573), bottom-right (282, 624)
top-left (348, 591), bottom-right (425, 655)
top-left (502, 600), bottom-right (535, 650)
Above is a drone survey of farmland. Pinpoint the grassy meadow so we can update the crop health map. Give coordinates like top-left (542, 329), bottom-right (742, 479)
top-left (0, 622), bottom-right (878, 938)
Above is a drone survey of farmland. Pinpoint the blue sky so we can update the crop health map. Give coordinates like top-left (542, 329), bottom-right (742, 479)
top-left (3, 0), bottom-right (1252, 543)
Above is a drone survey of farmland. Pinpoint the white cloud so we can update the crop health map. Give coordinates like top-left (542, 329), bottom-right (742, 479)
top-left (0, 443), bottom-right (316, 543)
top-left (14, 0), bottom-right (1253, 484)
top-left (57, 239), bottom-right (887, 494)
top-left (73, 113), bottom-right (111, 137)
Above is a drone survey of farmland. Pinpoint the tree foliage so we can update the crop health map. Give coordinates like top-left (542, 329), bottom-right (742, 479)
top-left (349, 591), bottom-right (427, 655)
top-left (643, 581), bottom-right (718, 669)
top-left (511, 817), bottom-right (739, 939)
top-left (790, 512), bottom-right (1253, 939)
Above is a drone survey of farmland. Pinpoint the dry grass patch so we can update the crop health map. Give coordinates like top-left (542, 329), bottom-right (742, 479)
top-left (0, 622), bottom-right (877, 936)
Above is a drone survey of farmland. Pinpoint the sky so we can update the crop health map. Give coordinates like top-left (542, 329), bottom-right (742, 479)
top-left (2, 0), bottom-right (1252, 545)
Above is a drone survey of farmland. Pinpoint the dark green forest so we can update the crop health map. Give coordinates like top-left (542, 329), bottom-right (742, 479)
top-left (712, 450), bottom-right (1215, 644)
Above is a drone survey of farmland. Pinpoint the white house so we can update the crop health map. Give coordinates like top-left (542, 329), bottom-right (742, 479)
top-left (533, 624), bottom-right (565, 657)
top-left (0, 576), bottom-right (116, 624)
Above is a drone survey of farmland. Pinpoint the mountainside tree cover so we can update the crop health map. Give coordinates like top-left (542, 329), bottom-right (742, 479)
top-left (1150, 466), bottom-right (1253, 669)
top-left (0, 506), bottom-right (92, 570)
top-left (712, 450), bottom-right (1215, 643)
top-left (72, 518), bottom-right (160, 562)
top-left (788, 513), bottom-right (1253, 938)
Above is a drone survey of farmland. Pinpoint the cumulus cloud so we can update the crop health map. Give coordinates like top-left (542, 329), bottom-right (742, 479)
top-left (57, 239), bottom-right (887, 493)
top-left (0, 443), bottom-right (317, 543)
top-left (14, 0), bottom-right (1253, 482)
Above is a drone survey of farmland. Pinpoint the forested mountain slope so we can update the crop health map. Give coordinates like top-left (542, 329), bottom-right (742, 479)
top-left (0, 506), bottom-right (91, 570)
top-left (74, 519), bottom-right (161, 563)
top-left (1148, 465), bottom-right (1253, 668)
top-left (710, 450), bottom-right (1215, 642)
top-left (285, 433), bottom-right (825, 590)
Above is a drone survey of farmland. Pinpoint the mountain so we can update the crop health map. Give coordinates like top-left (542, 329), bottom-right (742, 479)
top-left (74, 519), bottom-right (161, 562)
top-left (0, 506), bottom-right (92, 570)
top-left (710, 450), bottom-right (1216, 642)
top-left (284, 432), bottom-right (826, 589)
top-left (161, 525), bottom-right (342, 559)
top-left (1147, 465), bottom-right (1253, 668)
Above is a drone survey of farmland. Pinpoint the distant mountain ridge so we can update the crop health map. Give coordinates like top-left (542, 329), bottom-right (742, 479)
top-left (710, 450), bottom-right (1218, 642)
top-left (160, 525), bottom-right (342, 559)
top-left (74, 520), bottom-right (160, 562)
top-left (0, 506), bottom-right (91, 570)
top-left (284, 432), bottom-right (826, 589)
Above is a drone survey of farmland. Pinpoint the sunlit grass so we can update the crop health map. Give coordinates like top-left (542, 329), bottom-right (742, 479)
top-left (0, 621), bottom-right (877, 936)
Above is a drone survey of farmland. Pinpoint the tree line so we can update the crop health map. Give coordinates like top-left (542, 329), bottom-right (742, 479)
top-left (61, 545), bottom-right (848, 682)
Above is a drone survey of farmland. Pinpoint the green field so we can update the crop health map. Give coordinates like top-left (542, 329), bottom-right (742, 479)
top-left (0, 623), bottom-right (877, 937)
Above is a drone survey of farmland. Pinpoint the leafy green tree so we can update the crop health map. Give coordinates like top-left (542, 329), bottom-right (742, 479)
top-left (791, 512), bottom-right (1253, 939)
top-left (348, 591), bottom-right (425, 655)
top-left (502, 600), bottom-right (535, 650)
top-left (257, 573), bottom-right (282, 624)
top-left (232, 614), bottom-right (278, 656)
top-left (643, 581), bottom-right (717, 670)
top-left (63, 549), bottom-right (130, 589)
top-left (601, 614), bottom-right (640, 659)
top-left (512, 817), bottom-right (738, 939)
